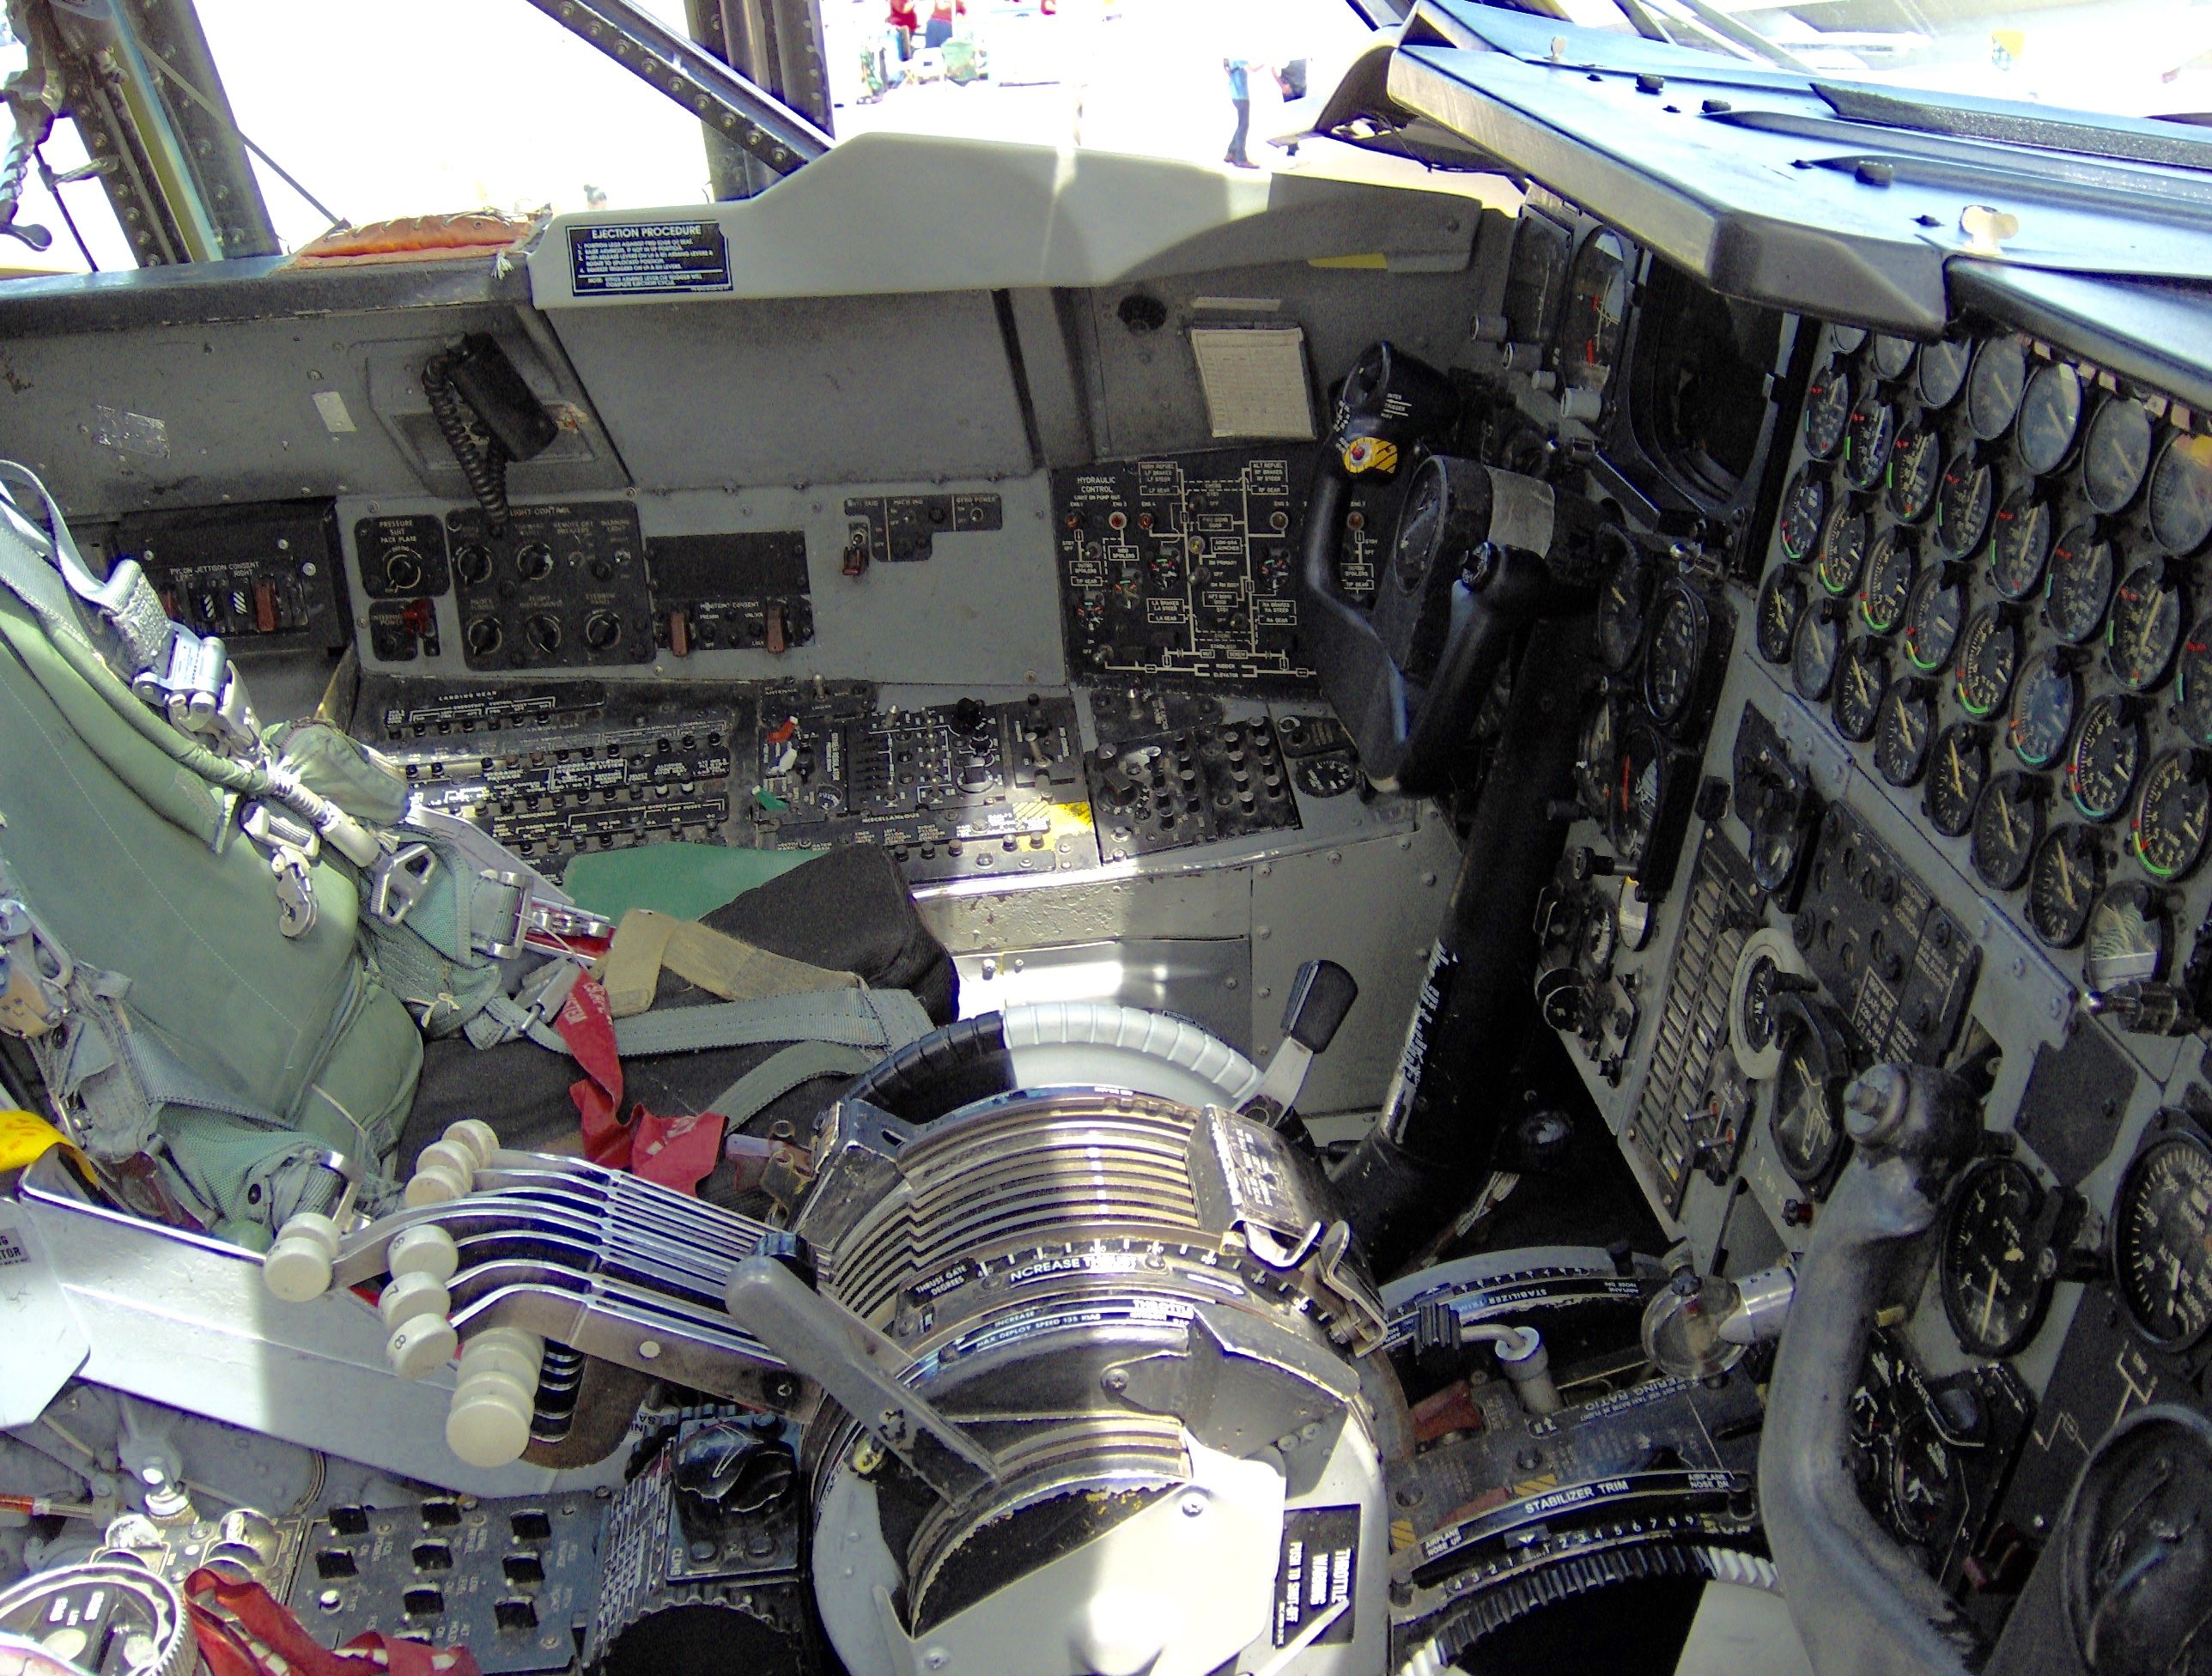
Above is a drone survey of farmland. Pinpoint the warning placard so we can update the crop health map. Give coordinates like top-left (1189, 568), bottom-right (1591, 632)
top-left (568, 222), bottom-right (732, 296)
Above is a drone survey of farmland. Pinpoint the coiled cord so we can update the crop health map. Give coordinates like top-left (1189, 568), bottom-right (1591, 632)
top-left (422, 351), bottom-right (510, 535)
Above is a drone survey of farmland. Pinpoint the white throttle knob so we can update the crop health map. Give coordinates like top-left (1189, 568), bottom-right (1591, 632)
top-left (263, 1211), bottom-right (341, 1302)
top-left (377, 1270), bottom-right (451, 1328)
top-left (404, 1138), bottom-right (477, 1206)
top-left (443, 1120), bottom-right (500, 1169)
top-left (386, 1315), bottom-right (459, 1381)
top-left (387, 1223), bottom-right (460, 1284)
top-left (445, 1327), bottom-right (545, 1468)
top-left (446, 1378), bottom-right (534, 1468)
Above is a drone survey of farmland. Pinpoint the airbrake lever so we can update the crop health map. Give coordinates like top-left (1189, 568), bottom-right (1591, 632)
top-left (1239, 959), bottom-right (1358, 1128)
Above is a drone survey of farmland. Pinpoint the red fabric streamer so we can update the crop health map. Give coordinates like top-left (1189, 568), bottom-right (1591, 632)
top-left (184, 1570), bottom-right (481, 1676)
top-left (552, 975), bottom-right (725, 1194)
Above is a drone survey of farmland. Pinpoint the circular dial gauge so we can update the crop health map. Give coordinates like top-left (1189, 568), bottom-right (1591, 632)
top-left (1833, 636), bottom-right (1890, 743)
top-left (1802, 359), bottom-right (1852, 459)
top-left (1596, 532), bottom-right (1653, 671)
top-left (2069, 694), bottom-right (2145, 823)
top-left (1941, 1157), bottom-right (2059, 1357)
top-left (1988, 489), bottom-right (2053, 601)
top-left (1756, 564), bottom-right (1810, 665)
top-left (2085, 881), bottom-right (2169, 991)
top-left (1917, 337), bottom-right (1972, 410)
top-left (1936, 457), bottom-right (1996, 558)
top-left (2028, 823), bottom-right (2104, 949)
top-left (2044, 523), bottom-right (2117, 646)
top-left (1903, 566), bottom-right (1966, 673)
top-left (1870, 333), bottom-right (1917, 383)
top-left (1644, 586), bottom-right (1711, 728)
top-left (1766, 995), bottom-right (1853, 1187)
top-left (1860, 529), bottom-right (1917, 635)
top-left (1966, 337), bottom-right (2030, 440)
top-left (2084, 397), bottom-right (2154, 513)
top-left (1613, 724), bottom-right (1669, 871)
top-left (1886, 1409), bottom-right (1969, 1546)
top-left (1887, 428), bottom-right (1942, 524)
top-left (1561, 231), bottom-right (1632, 391)
top-left (2148, 430), bottom-right (2212, 556)
top-left (2112, 1131), bottom-right (2212, 1351)
top-left (1779, 466), bottom-right (1829, 562)
top-left (1844, 398), bottom-right (1898, 493)
top-left (1954, 604), bottom-right (2020, 720)
top-left (1831, 325), bottom-right (1870, 356)
top-left (1875, 680), bottom-right (1936, 787)
top-left (1971, 770), bottom-right (2044, 890)
top-left (2132, 749), bottom-right (2212, 881)
top-left (1814, 505), bottom-right (1869, 597)
top-left (2106, 562), bottom-right (2184, 692)
top-left (2008, 648), bottom-right (2077, 770)
top-left (1577, 691), bottom-right (1625, 821)
top-left (2017, 360), bottom-right (2084, 477)
top-left (2079, 879), bottom-right (2167, 999)
top-left (1928, 723), bottom-right (1990, 837)
top-left (2178, 614), bottom-right (2212, 744)
top-left (1792, 598), bottom-right (1845, 702)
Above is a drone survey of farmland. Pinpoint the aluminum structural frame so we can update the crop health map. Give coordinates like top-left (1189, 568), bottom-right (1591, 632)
top-left (513, 0), bottom-right (831, 181)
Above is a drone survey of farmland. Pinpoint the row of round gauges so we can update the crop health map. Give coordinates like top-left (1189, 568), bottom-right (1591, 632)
top-left (1937, 1119), bottom-right (2212, 1364)
top-left (1759, 590), bottom-right (2212, 898)
top-left (1798, 328), bottom-right (2212, 558)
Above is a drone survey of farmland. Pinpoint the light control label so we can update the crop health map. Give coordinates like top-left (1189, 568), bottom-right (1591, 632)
top-left (569, 222), bottom-right (732, 296)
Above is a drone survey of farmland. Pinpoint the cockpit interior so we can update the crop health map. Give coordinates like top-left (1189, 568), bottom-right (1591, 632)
top-left (1, 3), bottom-right (2209, 1674)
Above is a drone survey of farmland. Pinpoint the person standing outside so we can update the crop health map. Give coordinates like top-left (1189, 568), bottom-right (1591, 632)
top-left (887, 0), bottom-right (918, 61)
top-left (1224, 57), bottom-right (1255, 168)
top-left (924, 0), bottom-right (960, 50)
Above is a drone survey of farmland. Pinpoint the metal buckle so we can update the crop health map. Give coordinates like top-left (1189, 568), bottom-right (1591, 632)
top-left (474, 868), bottom-right (532, 960)
top-left (525, 896), bottom-right (617, 946)
top-left (240, 799), bottom-right (319, 863)
top-left (0, 896), bottom-right (72, 1038)
top-left (270, 845), bottom-right (317, 938)
top-left (367, 841), bottom-right (438, 927)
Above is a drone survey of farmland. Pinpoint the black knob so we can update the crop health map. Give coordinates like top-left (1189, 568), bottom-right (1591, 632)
top-left (671, 1419), bottom-right (797, 1540)
top-left (514, 543), bottom-right (556, 582)
top-left (582, 610), bottom-right (622, 651)
top-left (524, 613), bottom-right (562, 655)
top-left (453, 543), bottom-right (493, 586)
top-left (1568, 847), bottom-right (1618, 882)
top-left (384, 549), bottom-right (424, 592)
top-left (464, 616), bottom-right (502, 658)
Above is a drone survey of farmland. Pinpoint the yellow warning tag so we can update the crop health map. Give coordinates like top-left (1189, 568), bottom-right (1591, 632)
top-left (0, 1108), bottom-right (66, 1171)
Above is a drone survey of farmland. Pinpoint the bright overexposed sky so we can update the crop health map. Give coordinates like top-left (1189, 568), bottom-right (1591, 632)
top-left (3, 0), bottom-right (2209, 277)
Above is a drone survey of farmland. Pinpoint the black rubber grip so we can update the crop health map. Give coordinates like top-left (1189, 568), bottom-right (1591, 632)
top-left (842, 1013), bottom-right (1014, 1124)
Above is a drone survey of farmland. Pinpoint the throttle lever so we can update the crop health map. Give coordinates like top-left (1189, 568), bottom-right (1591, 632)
top-left (1240, 959), bottom-right (1358, 1127)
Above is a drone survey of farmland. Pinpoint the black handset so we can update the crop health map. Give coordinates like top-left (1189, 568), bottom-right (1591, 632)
top-left (422, 333), bottom-right (558, 534)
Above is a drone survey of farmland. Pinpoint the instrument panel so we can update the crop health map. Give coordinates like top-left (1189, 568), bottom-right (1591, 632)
top-left (1539, 252), bottom-right (2212, 1642)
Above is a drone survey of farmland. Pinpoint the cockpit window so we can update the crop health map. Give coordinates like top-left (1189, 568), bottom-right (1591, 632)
top-left (1556, 0), bottom-right (2212, 121)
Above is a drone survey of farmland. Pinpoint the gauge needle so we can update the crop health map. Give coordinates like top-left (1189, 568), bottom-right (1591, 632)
top-left (1980, 1268), bottom-right (2001, 1336)
top-left (1948, 753), bottom-right (1966, 799)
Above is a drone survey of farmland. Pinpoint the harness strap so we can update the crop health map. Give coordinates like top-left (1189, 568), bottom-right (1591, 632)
top-left (703, 1041), bottom-right (882, 1126)
top-left (596, 908), bottom-right (857, 1018)
top-left (610, 987), bottom-right (932, 1058)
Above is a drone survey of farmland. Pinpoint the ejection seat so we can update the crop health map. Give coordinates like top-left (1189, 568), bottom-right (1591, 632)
top-left (0, 464), bottom-right (956, 1247)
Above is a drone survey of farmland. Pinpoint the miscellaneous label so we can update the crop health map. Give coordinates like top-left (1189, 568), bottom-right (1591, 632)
top-left (568, 222), bottom-right (731, 296)
top-left (843, 493), bottom-right (1003, 563)
top-left (648, 531), bottom-right (813, 655)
